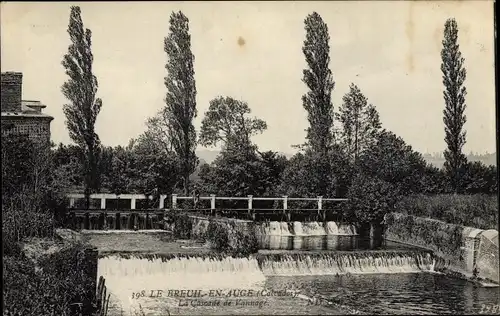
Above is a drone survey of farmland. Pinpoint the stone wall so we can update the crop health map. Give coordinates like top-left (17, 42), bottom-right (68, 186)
top-left (385, 212), bottom-right (499, 284)
top-left (476, 230), bottom-right (499, 283)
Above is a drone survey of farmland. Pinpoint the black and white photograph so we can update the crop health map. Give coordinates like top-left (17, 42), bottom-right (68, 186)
top-left (1, 1), bottom-right (498, 315)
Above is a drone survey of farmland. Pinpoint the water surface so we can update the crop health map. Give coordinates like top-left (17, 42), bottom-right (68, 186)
top-left (267, 273), bottom-right (500, 315)
top-left (258, 235), bottom-right (420, 251)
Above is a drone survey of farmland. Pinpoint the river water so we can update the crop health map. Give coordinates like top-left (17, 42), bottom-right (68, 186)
top-left (90, 229), bottom-right (499, 315)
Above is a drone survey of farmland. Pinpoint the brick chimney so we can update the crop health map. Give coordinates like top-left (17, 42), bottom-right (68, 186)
top-left (1, 72), bottom-right (23, 113)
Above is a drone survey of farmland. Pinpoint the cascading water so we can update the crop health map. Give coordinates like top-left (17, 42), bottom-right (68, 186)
top-left (292, 221), bottom-right (305, 236)
top-left (98, 249), bottom-right (440, 315)
top-left (280, 222), bottom-right (292, 236)
top-left (301, 222), bottom-right (327, 236)
top-left (98, 253), bottom-right (267, 314)
top-left (257, 251), bottom-right (436, 276)
top-left (325, 221), bottom-right (339, 235)
top-left (325, 221), bottom-right (357, 235)
top-left (258, 221), bottom-right (358, 237)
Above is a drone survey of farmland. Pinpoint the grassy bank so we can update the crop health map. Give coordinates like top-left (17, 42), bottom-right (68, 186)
top-left (3, 239), bottom-right (98, 316)
top-left (395, 194), bottom-right (498, 230)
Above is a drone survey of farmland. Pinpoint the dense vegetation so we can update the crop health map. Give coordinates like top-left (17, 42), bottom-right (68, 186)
top-left (2, 134), bottom-right (99, 316)
top-left (1, 7), bottom-right (497, 315)
top-left (48, 13), bottom-right (497, 229)
top-left (395, 194), bottom-right (498, 230)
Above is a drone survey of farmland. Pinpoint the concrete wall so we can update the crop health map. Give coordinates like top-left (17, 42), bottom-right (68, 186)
top-left (476, 230), bottom-right (499, 283)
top-left (385, 212), bottom-right (498, 284)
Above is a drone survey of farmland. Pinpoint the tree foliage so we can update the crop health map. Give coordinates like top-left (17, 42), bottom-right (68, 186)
top-left (61, 6), bottom-right (102, 203)
top-left (338, 83), bottom-right (381, 163)
top-left (441, 18), bottom-right (468, 192)
top-left (346, 173), bottom-right (399, 224)
top-left (199, 96), bottom-right (267, 150)
top-left (164, 11), bottom-right (198, 195)
top-left (302, 12), bottom-right (335, 153)
top-left (359, 130), bottom-right (441, 195)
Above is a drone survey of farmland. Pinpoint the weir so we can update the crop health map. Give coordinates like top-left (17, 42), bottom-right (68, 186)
top-left (98, 250), bottom-right (438, 289)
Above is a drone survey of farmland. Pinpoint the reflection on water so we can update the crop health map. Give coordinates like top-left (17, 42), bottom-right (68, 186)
top-left (267, 273), bottom-right (500, 315)
top-left (258, 235), bottom-right (413, 251)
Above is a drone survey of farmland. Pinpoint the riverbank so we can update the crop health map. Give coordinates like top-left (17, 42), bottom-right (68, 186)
top-left (4, 235), bottom-right (99, 316)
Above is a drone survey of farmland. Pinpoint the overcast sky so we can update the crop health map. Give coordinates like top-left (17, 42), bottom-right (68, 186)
top-left (1, 1), bottom-right (496, 155)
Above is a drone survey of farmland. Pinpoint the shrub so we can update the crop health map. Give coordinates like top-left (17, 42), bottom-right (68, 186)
top-left (206, 220), bottom-right (258, 256)
top-left (346, 173), bottom-right (399, 224)
top-left (172, 213), bottom-right (192, 239)
top-left (3, 243), bottom-right (98, 316)
top-left (395, 194), bottom-right (498, 230)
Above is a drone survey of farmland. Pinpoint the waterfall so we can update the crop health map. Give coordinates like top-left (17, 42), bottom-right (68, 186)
top-left (257, 251), bottom-right (436, 276)
top-left (98, 253), bottom-right (267, 313)
top-left (292, 221), bottom-right (305, 236)
top-left (326, 221), bottom-right (339, 235)
top-left (326, 221), bottom-right (358, 235)
top-left (280, 222), bottom-right (292, 236)
top-left (258, 221), bottom-right (358, 237)
top-left (268, 221), bottom-right (282, 236)
top-left (302, 222), bottom-right (327, 236)
top-left (98, 250), bottom-right (438, 315)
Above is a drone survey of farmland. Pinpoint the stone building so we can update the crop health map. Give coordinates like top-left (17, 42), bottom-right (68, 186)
top-left (1, 72), bottom-right (53, 143)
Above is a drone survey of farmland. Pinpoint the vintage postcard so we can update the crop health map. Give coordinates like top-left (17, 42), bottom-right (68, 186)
top-left (1, 1), bottom-right (498, 316)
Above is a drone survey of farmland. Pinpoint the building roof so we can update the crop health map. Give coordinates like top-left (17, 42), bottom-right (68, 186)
top-left (22, 100), bottom-right (47, 109)
top-left (1, 111), bottom-right (54, 120)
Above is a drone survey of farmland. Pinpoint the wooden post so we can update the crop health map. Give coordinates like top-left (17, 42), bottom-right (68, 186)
top-left (69, 198), bottom-right (75, 208)
top-left (131, 198), bottom-right (136, 210)
top-left (159, 195), bottom-right (166, 209)
top-left (248, 195), bottom-right (253, 220)
top-left (210, 194), bottom-right (216, 216)
top-left (100, 198), bottom-right (106, 210)
top-left (172, 194), bottom-right (178, 210)
top-left (318, 196), bottom-right (324, 221)
top-left (283, 195), bottom-right (290, 221)
top-left (103, 212), bottom-right (107, 230)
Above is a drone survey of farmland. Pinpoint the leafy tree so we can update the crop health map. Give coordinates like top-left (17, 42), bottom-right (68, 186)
top-left (163, 11), bottom-right (198, 195)
top-left (346, 173), bottom-right (398, 224)
top-left (199, 96), bottom-right (267, 150)
top-left (52, 143), bottom-right (84, 190)
top-left (280, 145), bottom-right (351, 211)
top-left (199, 150), bottom-right (264, 208)
top-left (358, 130), bottom-right (434, 195)
top-left (258, 151), bottom-right (288, 197)
top-left (462, 161), bottom-right (498, 194)
top-left (61, 6), bottom-right (102, 206)
top-left (132, 137), bottom-right (181, 198)
top-left (301, 12), bottom-right (335, 153)
top-left (441, 18), bottom-right (468, 192)
top-left (338, 83), bottom-right (381, 163)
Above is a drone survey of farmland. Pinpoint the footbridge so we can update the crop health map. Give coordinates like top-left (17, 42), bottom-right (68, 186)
top-left (66, 193), bottom-right (348, 230)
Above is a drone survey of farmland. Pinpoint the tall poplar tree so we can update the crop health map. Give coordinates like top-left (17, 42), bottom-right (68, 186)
top-left (164, 11), bottom-right (198, 195)
top-left (301, 12), bottom-right (335, 197)
top-left (61, 6), bottom-right (102, 206)
top-left (302, 12), bottom-right (335, 154)
top-left (441, 18), bottom-right (468, 192)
